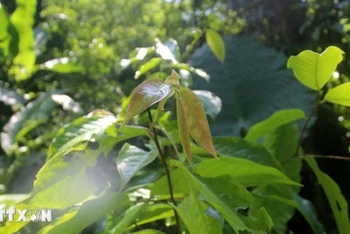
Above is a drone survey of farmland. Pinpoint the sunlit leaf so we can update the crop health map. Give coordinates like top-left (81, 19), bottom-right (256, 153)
top-left (0, 87), bottom-right (25, 108)
top-left (123, 79), bottom-right (171, 124)
top-left (195, 158), bottom-right (300, 187)
top-left (117, 143), bottom-right (158, 190)
top-left (40, 57), bottom-right (84, 73)
top-left (193, 90), bottom-right (222, 120)
top-left (324, 82), bottom-right (350, 106)
top-left (9, 0), bottom-right (37, 81)
top-left (38, 192), bottom-right (122, 234)
top-left (206, 29), bottom-right (225, 63)
top-left (178, 87), bottom-right (217, 158)
top-left (245, 109), bottom-right (305, 142)
top-left (287, 46), bottom-right (344, 90)
top-left (135, 58), bottom-right (162, 79)
top-left (304, 157), bottom-right (350, 234)
top-left (176, 95), bottom-right (191, 163)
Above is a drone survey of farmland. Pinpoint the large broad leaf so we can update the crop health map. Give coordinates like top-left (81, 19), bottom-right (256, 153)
top-left (304, 157), bottom-right (350, 234)
top-left (38, 192), bottom-right (122, 234)
top-left (117, 143), bottom-right (158, 190)
top-left (206, 29), bottom-right (225, 63)
top-left (9, 0), bottom-right (37, 81)
top-left (123, 79), bottom-right (171, 124)
top-left (324, 82), bottom-right (350, 106)
top-left (1, 91), bottom-right (59, 155)
top-left (245, 109), bottom-right (305, 142)
top-left (178, 87), bottom-right (217, 158)
top-left (287, 46), bottom-right (344, 91)
top-left (195, 158), bottom-right (299, 187)
top-left (176, 95), bottom-right (192, 163)
top-left (212, 136), bottom-right (281, 169)
top-left (193, 90), bottom-right (222, 120)
top-left (175, 193), bottom-right (223, 234)
top-left (189, 35), bottom-right (316, 136)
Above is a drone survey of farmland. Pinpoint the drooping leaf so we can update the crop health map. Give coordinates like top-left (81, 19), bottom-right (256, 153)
top-left (178, 87), bottom-right (217, 158)
top-left (193, 90), bottom-right (222, 120)
top-left (176, 95), bottom-right (192, 163)
top-left (135, 58), bottom-right (162, 79)
top-left (9, 0), bottom-right (37, 81)
top-left (1, 91), bottom-right (59, 155)
top-left (287, 46), bottom-right (344, 90)
top-left (190, 35), bottom-right (316, 136)
top-left (117, 143), bottom-right (158, 190)
top-left (304, 157), bottom-right (350, 234)
top-left (123, 79), bottom-right (171, 124)
top-left (206, 29), bottom-right (225, 63)
top-left (175, 194), bottom-right (223, 234)
top-left (245, 109), bottom-right (305, 142)
top-left (38, 192), bottom-right (122, 234)
top-left (195, 158), bottom-right (299, 187)
top-left (324, 82), bottom-right (350, 106)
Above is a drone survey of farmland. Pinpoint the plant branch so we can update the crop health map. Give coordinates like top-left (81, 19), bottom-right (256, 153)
top-left (282, 96), bottom-right (321, 165)
top-left (301, 154), bottom-right (350, 161)
top-left (147, 109), bottom-right (181, 233)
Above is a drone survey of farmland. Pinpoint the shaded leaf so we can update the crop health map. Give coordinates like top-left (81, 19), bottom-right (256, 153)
top-left (245, 109), bottom-right (305, 142)
top-left (193, 90), bottom-right (222, 120)
top-left (287, 46), bottom-right (344, 90)
top-left (117, 143), bottom-right (158, 190)
top-left (111, 203), bottom-right (147, 234)
top-left (0, 87), bottom-right (25, 107)
top-left (206, 29), bottom-right (225, 63)
top-left (304, 157), bottom-right (350, 234)
top-left (195, 158), bottom-right (299, 187)
top-left (178, 87), bottom-right (217, 158)
top-left (38, 192), bottom-right (122, 234)
top-left (124, 79), bottom-right (171, 124)
top-left (324, 82), bottom-right (350, 106)
top-left (176, 95), bottom-right (191, 163)
top-left (130, 204), bottom-right (174, 227)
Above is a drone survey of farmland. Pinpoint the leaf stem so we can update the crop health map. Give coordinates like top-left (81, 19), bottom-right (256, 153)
top-left (282, 96), bottom-right (321, 164)
top-left (147, 108), bottom-right (181, 233)
top-left (301, 154), bottom-right (350, 161)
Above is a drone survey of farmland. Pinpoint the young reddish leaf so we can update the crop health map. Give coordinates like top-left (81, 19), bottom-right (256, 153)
top-left (123, 79), bottom-right (171, 124)
top-left (176, 95), bottom-right (192, 163)
top-left (178, 87), bottom-right (218, 159)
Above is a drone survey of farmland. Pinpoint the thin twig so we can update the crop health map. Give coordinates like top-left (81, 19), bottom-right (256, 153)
top-left (282, 96), bottom-right (321, 165)
top-left (147, 109), bottom-right (181, 234)
top-left (301, 154), bottom-right (350, 161)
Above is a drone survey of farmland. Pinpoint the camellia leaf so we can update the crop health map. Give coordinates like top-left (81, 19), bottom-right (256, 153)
top-left (245, 109), bottom-right (305, 142)
top-left (304, 157), bottom-right (350, 234)
top-left (178, 87), bottom-right (217, 158)
top-left (206, 29), bottom-right (225, 63)
top-left (176, 95), bottom-right (192, 163)
top-left (117, 143), bottom-right (158, 190)
top-left (287, 46), bottom-right (344, 90)
top-left (123, 79), bottom-right (171, 124)
top-left (324, 82), bottom-right (350, 106)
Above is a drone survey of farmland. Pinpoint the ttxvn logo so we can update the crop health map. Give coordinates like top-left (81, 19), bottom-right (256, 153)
top-left (0, 209), bottom-right (52, 222)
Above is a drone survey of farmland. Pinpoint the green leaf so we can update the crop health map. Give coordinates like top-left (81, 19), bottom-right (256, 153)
top-left (135, 57), bottom-right (162, 79)
top-left (117, 143), bottom-right (158, 190)
top-left (151, 168), bottom-right (190, 196)
top-left (0, 194), bottom-right (28, 208)
top-left (0, 4), bottom-right (12, 56)
top-left (287, 46), bottom-right (344, 90)
top-left (304, 157), bottom-right (350, 234)
top-left (131, 230), bottom-right (166, 234)
top-left (130, 204), bottom-right (174, 227)
top-left (245, 109), bottom-right (305, 142)
top-left (40, 58), bottom-right (84, 73)
top-left (0, 87), bottom-right (25, 107)
top-left (195, 158), bottom-right (299, 187)
top-left (324, 82), bottom-right (350, 106)
top-left (48, 111), bottom-right (116, 159)
top-left (9, 0), bottom-right (37, 81)
top-left (38, 192), bottom-right (122, 234)
top-left (206, 29), bottom-right (225, 63)
top-left (111, 203), bottom-right (147, 234)
top-left (213, 136), bottom-right (281, 169)
top-left (175, 193), bottom-right (223, 234)
top-left (1, 91), bottom-right (59, 155)
top-left (123, 79), bottom-right (171, 124)
top-left (193, 90), bottom-right (222, 120)
top-left (176, 95), bottom-right (192, 163)
top-left (178, 87), bottom-right (217, 158)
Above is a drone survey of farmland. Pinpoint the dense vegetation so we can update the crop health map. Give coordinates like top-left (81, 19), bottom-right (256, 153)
top-left (1, 0), bottom-right (350, 233)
